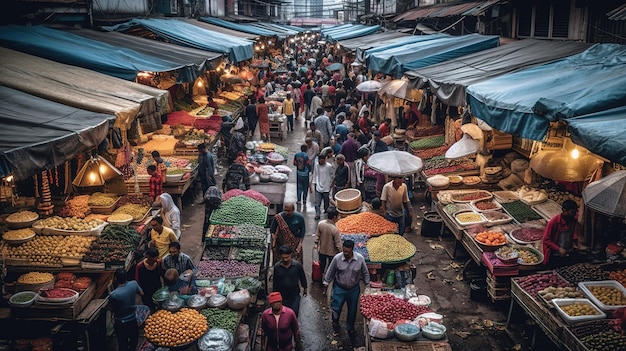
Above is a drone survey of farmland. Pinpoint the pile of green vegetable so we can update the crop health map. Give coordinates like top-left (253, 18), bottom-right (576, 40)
top-left (409, 135), bottom-right (445, 150)
top-left (235, 248), bottom-right (264, 264)
top-left (500, 200), bottom-right (543, 223)
top-left (100, 225), bottom-right (141, 246)
top-left (200, 308), bottom-right (239, 333)
top-left (210, 196), bottom-right (267, 226)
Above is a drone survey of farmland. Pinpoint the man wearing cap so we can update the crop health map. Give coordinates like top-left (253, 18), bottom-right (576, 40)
top-left (261, 292), bottom-right (302, 351)
top-left (372, 130), bottom-right (388, 154)
top-left (272, 246), bottom-right (308, 317)
top-left (381, 176), bottom-right (413, 235)
top-left (323, 239), bottom-right (370, 337)
top-left (222, 152), bottom-right (250, 192)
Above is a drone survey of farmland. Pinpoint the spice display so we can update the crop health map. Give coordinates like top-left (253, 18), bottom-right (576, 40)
top-left (451, 191), bottom-right (491, 202)
top-left (118, 193), bottom-right (153, 207)
top-left (510, 227), bottom-right (544, 243)
top-left (474, 231), bottom-right (506, 246)
top-left (412, 145), bottom-right (450, 160)
top-left (113, 204), bottom-right (150, 221)
top-left (409, 135), bottom-right (445, 150)
top-left (99, 225), bottom-right (141, 246)
top-left (107, 213), bottom-right (133, 221)
top-left (455, 212), bottom-right (484, 224)
top-left (204, 246), bottom-right (231, 260)
top-left (516, 247), bottom-right (542, 265)
top-left (3, 228), bottom-right (35, 241)
top-left (570, 319), bottom-right (623, 339)
top-left (555, 263), bottom-right (609, 285)
top-left (538, 287), bottom-right (583, 302)
top-left (59, 195), bottom-right (90, 218)
top-left (6, 211), bottom-right (38, 222)
top-left (11, 292), bottom-right (36, 303)
top-left (587, 286), bottom-right (626, 306)
top-left (144, 309), bottom-right (208, 347)
top-left (210, 196), bottom-right (267, 226)
top-left (500, 200), bottom-right (543, 223)
top-left (34, 216), bottom-right (104, 231)
top-left (40, 288), bottom-right (77, 299)
top-left (516, 272), bottom-right (570, 296)
top-left (560, 302), bottom-right (601, 316)
top-left (336, 212), bottom-right (397, 236)
top-left (472, 200), bottom-right (500, 211)
top-left (200, 308), bottom-right (240, 333)
top-left (482, 211), bottom-right (511, 222)
top-left (197, 260), bottom-right (259, 279)
top-left (579, 331), bottom-right (626, 351)
top-left (88, 192), bottom-right (119, 206)
top-left (367, 234), bottom-right (415, 262)
top-left (423, 156), bottom-right (478, 176)
top-left (609, 269), bottom-right (626, 288)
top-left (406, 126), bottom-right (444, 139)
top-left (360, 294), bottom-right (431, 323)
top-left (443, 204), bottom-right (471, 215)
top-left (17, 272), bottom-right (54, 285)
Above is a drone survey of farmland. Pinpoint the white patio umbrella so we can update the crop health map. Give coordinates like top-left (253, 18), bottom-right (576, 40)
top-left (367, 150), bottom-right (423, 176)
top-left (378, 79), bottom-right (423, 102)
top-left (356, 80), bottom-right (383, 92)
top-left (582, 170), bottom-right (626, 217)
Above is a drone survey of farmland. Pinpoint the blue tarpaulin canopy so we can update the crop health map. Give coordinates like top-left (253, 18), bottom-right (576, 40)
top-left (366, 33), bottom-right (499, 78)
top-left (103, 18), bottom-right (254, 63)
top-left (405, 39), bottom-right (591, 106)
top-left (338, 31), bottom-right (409, 52)
top-left (322, 24), bottom-right (381, 42)
top-left (467, 44), bottom-right (626, 141)
top-left (568, 106), bottom-right (626, 166)
top-left (0, 25), bottom-right (193, 81)
top-left (0, 86), bottom-right (115, 180)
top-left (199, 17), bottom-right (277, 37)
top-left (358, 33), bottom-right (449, 63)
top-left (252, 22), bottom-right (304, 35)
top-left (62, 28), bottom-right (223, 83)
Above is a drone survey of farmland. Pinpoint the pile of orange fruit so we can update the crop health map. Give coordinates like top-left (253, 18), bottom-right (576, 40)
top-left (475, 231), bottom-right (506, 246)
top-left (144, 308), bottom-right (208, 347)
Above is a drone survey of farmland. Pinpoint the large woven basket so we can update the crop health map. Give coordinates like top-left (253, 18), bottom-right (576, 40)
top-left (334, 189), bottom-right (362, 212)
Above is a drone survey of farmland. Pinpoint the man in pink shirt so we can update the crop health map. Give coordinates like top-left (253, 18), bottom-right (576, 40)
top-left (261, 292), bottom-right (302, 351)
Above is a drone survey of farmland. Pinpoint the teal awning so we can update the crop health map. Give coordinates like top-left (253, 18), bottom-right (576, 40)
top-left (357, 33), bottom-right (448, 63)
top-left (323, 24), bottom-right (381, 42)
top-left (103, 18), bottom-right (254, 63)
top-left (0, 25), bottom-right (191, 81)
top-left (199, 17), bottom-right (277, 37)
top-left (568, 106), bottom-right (626, 166)
top-left (366, 33), bottom-right (499, 78)
top-left (467, 44), bottom-right (626, 141)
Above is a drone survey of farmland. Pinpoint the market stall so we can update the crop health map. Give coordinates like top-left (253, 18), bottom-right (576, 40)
top-left (245, 142), bottom-right (290, 216)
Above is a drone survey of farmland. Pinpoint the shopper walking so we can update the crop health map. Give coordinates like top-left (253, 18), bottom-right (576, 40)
top-left (314, 208), bottom-right (341, 275)
top-left (261, 292), bottom-right (302, 351)
top-left (323, 240), bottom-right (370, 337)
top-left (109, 269), bottom-right (143, 351)
top-left (293, 145), bottom-right (311, 205)
top-left (381, 176), bottom-right (413, 235)
top-left (311, 153), bottom-right (334, 220)
top-left (244, 98), bottom-right (258, 138)
top-left (272, 246), bottom-right (308, 317)
top-left (270, 203), bottom-right (306, 264)
top-left (283, 93), bottom-right (296, 132)
top-left (257, 97), bottom-right (270, 140)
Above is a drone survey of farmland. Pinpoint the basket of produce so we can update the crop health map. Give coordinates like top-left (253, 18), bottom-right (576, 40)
top-left (514, 245), bottom-right (544, 268)
top-left (447, 175), bottom-right (463, 185)
top-left (54, 235), bottom-right (96, 263)
top-left (366, 234), bottom-right (416, 263)
top-left (59, 195), bottom-right (91, 218)
top-left (16, 272), bottom-right (55, 293)
top-left (552, 298), bottom-right (606, 325)
top-left (538, 286), bottom-right (584, 308)
top-left (32, 217), bottom-right (107, 236)
top-left (408, 135), bottom-right (445, 151)
top-left (334, 188), bottom-right (362, 212)
top-left (462, 176), bottom-right (481, 186)
top-left (199, 309), bottom-right (240, 335)
top-left (495, 246), bottom-right (519, 264)
top-left (336, 212), bottom-right (398, 236)
top-left (9, 291), bottom-right (37, 308)
top-left (474, 231), bottom-right (507, 251)
top-left (144, 309), bottom-right (208, 348)
top-left (36, 288), bottom-right (79, 304)
top-left (509, 226), bottom-right (545, 244)
top-left (88, 193), bottom-right (120, 214)
top-left (421, 322), bottom-right (447, 340)
top-left (106, 213), bottom-right (133, 226)
top-left (210, 196), bottom-right (268, 227)
top-left (481, 211), bottom-right (513, 226)
top-left (451, 190), bottom-right (492, 203)
top-left (578, 280), bottom-right (626, 311)
top-left (165, 169), bottom-right (186, 182)
top-left (394, 323), bottom-right (420, 342)
top-left (454, 211), bottom-right (486, 227)
top-left (5, 211), bottom-right (39, 229)
top-left (2, 228), bottom-right (36, 245)
top-left (113, 204), bottom-right (152, 223)
top-left (470, 199), bottom-right (502, 212)
top-left (500, 200), bottom-right (543, 223)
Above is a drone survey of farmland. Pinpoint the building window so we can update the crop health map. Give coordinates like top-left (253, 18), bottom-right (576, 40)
top-left (517, 1), bottom-right (570, 39)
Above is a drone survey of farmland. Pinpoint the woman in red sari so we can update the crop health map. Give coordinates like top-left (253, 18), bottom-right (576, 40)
top-left (257, 97), bottom-right (270, 140)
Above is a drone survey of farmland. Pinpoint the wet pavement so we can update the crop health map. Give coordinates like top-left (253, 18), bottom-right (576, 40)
top-left (170, 114), bottom-right (550, 351)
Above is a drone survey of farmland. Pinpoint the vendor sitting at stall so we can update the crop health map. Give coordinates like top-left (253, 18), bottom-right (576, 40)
top-left (543, 199), bottom-right (581, 267)
top-left (163, 268), bottom-right (197, 295)
top-left (162, 242), bottom-right (197, 278)
top-left (223, 152), bottom-right (250, 192)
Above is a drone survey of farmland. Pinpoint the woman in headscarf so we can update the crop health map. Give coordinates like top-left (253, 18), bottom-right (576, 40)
top-left (157, 193), bottom-right (181, 239)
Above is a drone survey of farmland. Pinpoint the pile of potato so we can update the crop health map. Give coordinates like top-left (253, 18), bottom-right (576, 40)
top-left (88, 192), bottom-right (119, 206)
top-left (588, 285), bottom-right (626, 306)
top-left (5, 236), bottom-right (64, 266)
top-left (3, 229), bottom-right (35, 241)
top-left (34, 216), bottom-right (103, 231)
top-left (113, 204), bottom-right (150, 221)
top-left (144, 308), bottom-right (208, 347)
top-left (53, 236), bottom-right (96, 259)
top-left (6, 211), bottom-right (38, 222)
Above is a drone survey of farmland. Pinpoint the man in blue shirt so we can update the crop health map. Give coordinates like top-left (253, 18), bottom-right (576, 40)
top-left (109, 269), bottom-right (143, 351)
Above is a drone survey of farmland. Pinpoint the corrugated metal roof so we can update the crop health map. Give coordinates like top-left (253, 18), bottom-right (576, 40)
top-left (607, 3), bottom-right (626, 20)
top-left (395, 0), bottom-right (501, 22)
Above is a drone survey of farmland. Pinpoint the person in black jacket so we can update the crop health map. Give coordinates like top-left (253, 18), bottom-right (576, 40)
top-left (244, 98), bottom-right (258, 138)
top-left (223, 152), bottom-right (250, 192)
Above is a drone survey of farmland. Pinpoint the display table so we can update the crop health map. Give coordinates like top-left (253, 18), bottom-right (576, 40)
top-left (125, 168), bottom-right (197, 209)
top-left (269, 119), bottom-right (286, 141)
top-left (250, 182), bottom-right (286, 218)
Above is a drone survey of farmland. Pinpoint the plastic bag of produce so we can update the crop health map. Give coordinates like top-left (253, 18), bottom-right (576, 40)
top-left (187, 294), bottom-right (208, 309)
top-left (163, 293), bottom-right (185, 312)
top-left (227, 289), bottom-right (251, 310)
top-left (274, 165), bottom-right (291, 174)
top-left (152, 286), bottom-right (170, 304)
top-left (249, 173), bottom-right (260, 185)
top-left (198, 328), bottom-right (234, 351)
top-left (270, 172), bottom-right (288, 183)
top-left (233, 277), bottom-right (262, 294)
top-left (199, 286), bottom-right (218, 297)
top-left (207, 294), bottom-right (228, 309)
top-left (368, 318), bottom-right (393, 339)
top-left (236, 324), bottom-right (250, 344)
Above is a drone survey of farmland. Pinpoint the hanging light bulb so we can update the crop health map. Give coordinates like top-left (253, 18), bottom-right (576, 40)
top-left (88, 171), bottom-right (97, 184)
top-left (197, 80), bottom-right (204, 87)
top-left (571, 147), bottom-right (580, 159)
top-left (530, 138), bottom-right (603, 182)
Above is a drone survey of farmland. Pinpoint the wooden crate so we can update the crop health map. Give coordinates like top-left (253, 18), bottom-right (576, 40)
top-left (12, 282), bottom-right (97, 320)
top-left (487, 130), bottom-right (513, 150)
top-left (370, 341), bottom-right (452, 351)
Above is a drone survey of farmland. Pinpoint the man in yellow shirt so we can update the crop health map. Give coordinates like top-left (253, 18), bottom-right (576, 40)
top-left (283, 93), bottom-right (296, 132)
top-left (381, 176), bottom-right (413, 235)
top-left (149, 216), bottom-right (178, 258)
